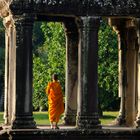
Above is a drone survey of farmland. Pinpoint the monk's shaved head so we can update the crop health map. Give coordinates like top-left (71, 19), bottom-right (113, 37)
top-left (52, 74), bottom-right (58, 81)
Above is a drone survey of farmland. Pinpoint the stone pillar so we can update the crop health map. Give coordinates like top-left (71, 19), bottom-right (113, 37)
top-left (109, 19), bottom-right (138, 126)
top-left (3, 21), bottom-right (10, 125)
top-left (11, 15), bottom-right (36, 129)
top-left (3, 16), bottom-right (16, 125)
top-left (125, 27), bottom-right (137, 126)
top-left (135, 18), bottom-right (140, 127)
top-left (77, 16), bottom-right (101, 129)
top-left (63, 19), bottom-right (78, 125)
top-left (8, 24), bottom-right (16, 125)
top-left (113, 24), bottom-right (127, 125)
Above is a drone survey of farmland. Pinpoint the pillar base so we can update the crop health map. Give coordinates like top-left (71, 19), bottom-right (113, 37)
top-left (63, 114), bottom-right (76, 125)
top-left (77, 113), bottom-right (101, 129)
top-left (11, 115), bottom-right (36, 129)
top-left (135, 116), bottom-right (140, 128)
top-left (115, 115), bottom-right (126, 126)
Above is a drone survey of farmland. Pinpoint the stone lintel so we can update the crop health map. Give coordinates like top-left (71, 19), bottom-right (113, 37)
top-left (108, 18), bottom-right (136, 34)
top-left (8, 0), bottom-right (140, 17)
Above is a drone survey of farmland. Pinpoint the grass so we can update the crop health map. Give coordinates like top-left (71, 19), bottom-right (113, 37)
top-left (0, 111), bottom-right (119, 125)
top-left (100, 111), bottom-right (119, 125)
top-left (33, 112), bottom-right (50, 125)
top-left (0, 112), bottom-right (4, 124)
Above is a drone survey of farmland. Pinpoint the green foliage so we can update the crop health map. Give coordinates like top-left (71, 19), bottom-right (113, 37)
top-left (32, 22), bottom-right (45, 54)
top-left (33, 55), bottom-right (48, 111)
top-left (0, 48), bottom-right (5, 75)
top-left (0, 19), bottom-right (5, 49)
top-left (0, 19), bottom-right (5, 73)
top-left (33, 22), bottom-right (66, 111)
top-left (98, 20), bottom-right (119, 110)
top-left (41, 22), bottom-right (66, 90)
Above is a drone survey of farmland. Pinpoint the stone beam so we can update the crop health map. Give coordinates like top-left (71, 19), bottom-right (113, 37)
top-left (9, 0), bottom-right (140, 17)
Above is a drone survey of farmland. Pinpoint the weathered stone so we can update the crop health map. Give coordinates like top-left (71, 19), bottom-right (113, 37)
top-left (110, 19), bottom-right (127, 126)
top-left (63, 19), bottom-right (78, 125)
top-left (1, 127), bottom-right (140, 140)
top-left (7, 0), bottom-right (140, 16)
top-left (77, 16), bottom-right (101, 129)
top-left (11, 15), bottom-right (36, 129)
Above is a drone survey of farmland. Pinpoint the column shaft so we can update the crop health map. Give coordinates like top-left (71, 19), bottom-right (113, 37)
top-left (116, 27), bottom-right (127, 125)
top-left (12, 15), bottom-right (36, 129)
top-left (77, 16), bottom-right (101, 129)
top-left (4, 25), bottom-right (10, 125)
top-left (8, 25), bottom-right (16, 125)
top-left (63, 19), bottom-right (78, 125)
top-left (125, 28), bottom-right (137, 126)
top-left (134, 18), bottom-right (140, 127)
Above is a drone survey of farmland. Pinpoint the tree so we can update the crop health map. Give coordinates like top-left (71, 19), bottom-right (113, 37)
top-left (33, 22), bottom-right (66, 111)
top-left (98, 20), bottom-right (119, 111)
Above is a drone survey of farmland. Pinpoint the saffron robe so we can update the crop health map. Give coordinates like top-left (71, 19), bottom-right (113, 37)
top-left (46, 81), bottom-right (64, 123)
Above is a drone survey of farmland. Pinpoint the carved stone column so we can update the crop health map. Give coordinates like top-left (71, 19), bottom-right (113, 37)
top-left (3, 16), bottom-right (16, 125)
top-left (77, 16), bottom-right (101, 129)
top-left (11, 15), bottom-right (36, 129)
top-left (112, 22), bottom-right (127, 125)
top-left (135, 18), bottom-right (140, 127)
top-left (63, 19), bottom-right (78, 125)
top-left (7, 24), bottom-right (16, 125)
top-left (3, 19), bottom-right (10, 125)
top-left (125, 27), bottom-right (137, 126)
top-left (109, 19), bottom-right (138, 126)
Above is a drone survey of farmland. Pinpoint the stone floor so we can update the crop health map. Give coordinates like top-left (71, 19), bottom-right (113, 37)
top-left (0, 125), bottom-right (140, 140)
top-left (37, 124), bottom-right (135, 130)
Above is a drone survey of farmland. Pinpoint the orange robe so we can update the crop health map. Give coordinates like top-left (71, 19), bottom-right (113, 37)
top-left (46, 81), bottom-right (64, 123)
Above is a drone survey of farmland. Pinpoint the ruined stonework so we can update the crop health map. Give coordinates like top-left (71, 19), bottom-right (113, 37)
top-left (9, 0), bottom-right (140, 16)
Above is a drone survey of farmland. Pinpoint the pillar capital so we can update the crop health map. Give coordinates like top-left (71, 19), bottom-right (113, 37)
top-left (0, 0), bottom-right (10, 18)
top-left (63, 18), bottom-right (78, 34)
top-left (77, 16), bottom-right (100, 30)
top-left (13, 14), bottom-right (34, 29)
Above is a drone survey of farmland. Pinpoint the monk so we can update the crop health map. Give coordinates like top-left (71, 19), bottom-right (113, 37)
top-left (46, 74), bottom-right (64, 129)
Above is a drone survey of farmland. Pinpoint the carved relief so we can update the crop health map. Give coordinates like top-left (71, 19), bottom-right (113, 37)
top-left (6, 0), bottom-right (140, 16)
top-left (0, 0), bottom-right (10, 18)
